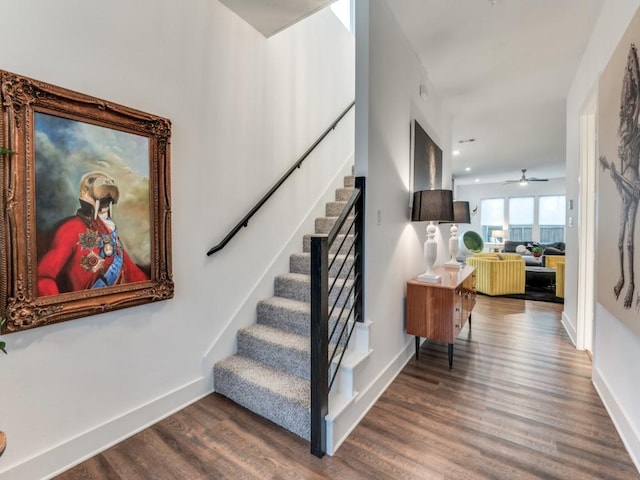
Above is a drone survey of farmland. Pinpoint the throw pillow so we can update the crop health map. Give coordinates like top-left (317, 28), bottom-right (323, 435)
top-left (515, 245), bottom-right (531, 255)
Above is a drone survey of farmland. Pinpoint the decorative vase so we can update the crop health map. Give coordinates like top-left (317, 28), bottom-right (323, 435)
top-left (0, 430), bottom-right (6, 457)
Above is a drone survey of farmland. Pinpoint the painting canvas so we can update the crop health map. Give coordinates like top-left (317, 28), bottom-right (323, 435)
top-left (411, 120), bottom-right (443, 193)
top-left (35, 113), bottom-right (152, 295)
top-left (0, 69), bottom-right (173, 333)
top-left (597, 7), bottom-right (640, 337)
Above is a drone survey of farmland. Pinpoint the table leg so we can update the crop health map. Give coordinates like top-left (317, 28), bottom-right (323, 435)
top-left (415, 336), bottom-right (420, 360)
top-left (448, 343), bottom-right (454, 369)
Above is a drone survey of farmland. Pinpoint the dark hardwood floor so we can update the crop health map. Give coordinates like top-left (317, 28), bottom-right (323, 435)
top-left (56, 296), bottom-right (640, 479)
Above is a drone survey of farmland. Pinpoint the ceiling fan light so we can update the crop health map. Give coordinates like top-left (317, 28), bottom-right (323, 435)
top-left (519, 179), bottom-right (528, 186)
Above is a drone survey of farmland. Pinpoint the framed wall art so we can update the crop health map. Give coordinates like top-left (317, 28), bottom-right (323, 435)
top-left (0, 69), bottom-right (173, 333)
top-left (597, 7), bottom-right (640, 337)
top-left (411, 119), bottom-right (443, 195)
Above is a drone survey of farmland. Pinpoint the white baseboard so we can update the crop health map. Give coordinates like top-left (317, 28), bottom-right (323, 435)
top-left (2, 377), bottom-right (212, 480)
top-left (592, 366), bottom-right (640, 474)
top-left (561, 311), bottom-right (577, 346)
top-left (327, 337), bottom-right (415, 455)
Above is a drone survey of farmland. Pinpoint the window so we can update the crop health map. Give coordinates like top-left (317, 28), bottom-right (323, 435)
top-left (539, 195), bottom-right (566, 242)
top-left (478, 194), bottom-right (566, 244)
top-left (480, 198), bottom-right (504, 242)
top-left (331, 0), bottom-right (353, 32)
top-left (508, 197), bottom-right (534, 241)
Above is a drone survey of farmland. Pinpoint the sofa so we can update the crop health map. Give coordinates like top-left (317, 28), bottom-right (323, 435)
top-left (503, 240), bottom-right (565, 267)
top-left (466, 253), bottom-right (526, 296)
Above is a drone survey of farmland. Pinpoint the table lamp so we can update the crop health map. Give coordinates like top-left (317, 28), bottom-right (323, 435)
top-left (440, 201), bottom-right (471, 269)
top-left (412, 189), bottom-right (454, 283)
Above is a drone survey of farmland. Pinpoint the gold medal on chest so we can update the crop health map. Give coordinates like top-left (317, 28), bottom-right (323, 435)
top-left (103, 237), bottom-right (114, 257)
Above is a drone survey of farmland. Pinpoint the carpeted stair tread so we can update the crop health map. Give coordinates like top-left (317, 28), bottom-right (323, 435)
top-left (315, 216), bottom-right (355, 235)
top-left (343, 175), bottom-right (355, 187)
top-left (257, 296), bottom-right (345, 337)
top-left (274, 272), bottom-right (353, 305)
top-left (290, 252), bottom-right (353, 279)
top-left (303, 234), bottom-right (354, 253)
top-left (214, 355), bottom-right (310, 440)
top-left (335, 187), bottom-right (356, 201)
top-left (257, 295), bottom-right (309, 318)
top-left (326, 201), bottom-right (354, 218)
top-left (257, 296), bottom-right (310, 337)
top-left (239, 324), bottom-right (308, 352)
top-left (215, 356), bottom-right (309, 399)
top-left (238, 324), bottom-right (310, 379)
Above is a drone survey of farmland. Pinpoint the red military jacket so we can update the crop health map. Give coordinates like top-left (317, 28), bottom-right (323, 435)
top-left (37, 214), bottom-right (148, 296)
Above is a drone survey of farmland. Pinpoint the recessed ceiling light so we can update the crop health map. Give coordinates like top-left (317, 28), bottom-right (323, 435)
top-left (465, 167), bottom-right (471, 172)
top-left (453, 150), bottom-right (460, 156)
top-left (475, 178), bottom-right (480, 182)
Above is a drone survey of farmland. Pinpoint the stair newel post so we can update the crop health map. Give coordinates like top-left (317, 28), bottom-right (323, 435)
top-left (310, 234), bottom-right (329, 458)
top-left (354, 177), bottom-right (365, 323)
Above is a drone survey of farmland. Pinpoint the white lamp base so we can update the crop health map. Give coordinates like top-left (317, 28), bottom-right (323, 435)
top-left (416, 272), bottom-right (441, 283)
top-left (442, 262), bottom-right (462, 270)
top-left (418, 222), bottom-right (441, 283)
top-left (442, 224), bottom-right (462, 270)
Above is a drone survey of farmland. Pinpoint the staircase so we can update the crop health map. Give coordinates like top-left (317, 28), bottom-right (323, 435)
top-left (214, 173), bottom-right (370, 453)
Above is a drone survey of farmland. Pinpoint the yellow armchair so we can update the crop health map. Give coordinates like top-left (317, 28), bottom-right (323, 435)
top-left (555, 258), bottom-right (565, 298)
top-left (545, 255), bottom-right (565, 269)
top-left (466, 254), bottom-right (526, 296)
top-left (473, 252), bottom-right (522, 261)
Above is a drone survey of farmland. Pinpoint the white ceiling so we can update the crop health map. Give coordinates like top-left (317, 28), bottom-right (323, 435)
top-left (220, 0), bottom-right (333, 37)
top-left (386, 0), bottom-right (604, 185)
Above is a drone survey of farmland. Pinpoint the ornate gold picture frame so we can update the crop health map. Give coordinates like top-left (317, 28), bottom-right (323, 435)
top-left (0, 69), bottom-right (173, 333)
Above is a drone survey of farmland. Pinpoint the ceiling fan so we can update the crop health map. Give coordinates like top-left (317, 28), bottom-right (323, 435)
top-left (505, 169), bottom-right (548, 185)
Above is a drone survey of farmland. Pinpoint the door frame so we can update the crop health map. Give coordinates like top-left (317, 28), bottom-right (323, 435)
top-left (577, 86), bottom-right (597, 353)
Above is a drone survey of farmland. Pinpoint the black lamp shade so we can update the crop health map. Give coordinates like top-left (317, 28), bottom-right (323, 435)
top-left (411, 189), bottom-right (454, 222)
top-left (439, 200), bottom-right (471, 224)
top-left (453, 201), bottom-right (471, 224)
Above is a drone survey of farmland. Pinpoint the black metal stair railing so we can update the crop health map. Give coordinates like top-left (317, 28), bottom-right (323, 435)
top-left (206, 101), bottom-right (355, 256)
top-left (310, 176), bottom-right (365, 458)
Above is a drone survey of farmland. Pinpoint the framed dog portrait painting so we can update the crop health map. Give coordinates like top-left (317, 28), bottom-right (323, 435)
top-left (0, 69), bottom-right (173, 333)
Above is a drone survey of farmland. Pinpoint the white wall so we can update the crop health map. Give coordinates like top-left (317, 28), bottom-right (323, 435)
top-left (566, 0), bottom-right (640, 470)
top-left (350, 0), bottom-right (452, 433)
top-left (0, 1), bottom-right (355, 478)
top-left (455, 178), bottom-right (566, 241)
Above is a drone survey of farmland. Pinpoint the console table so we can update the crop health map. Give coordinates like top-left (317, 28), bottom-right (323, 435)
top-left (406, 266), bottom-right (476, 369)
